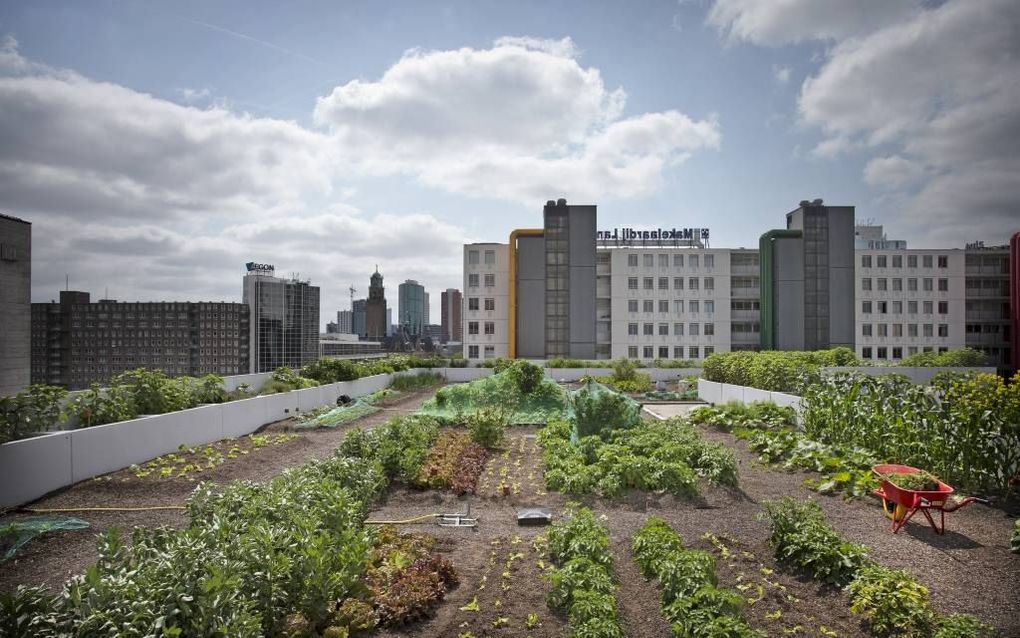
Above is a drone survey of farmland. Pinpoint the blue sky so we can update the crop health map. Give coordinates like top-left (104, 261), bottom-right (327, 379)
top-left (1, 0), bottom-right (1016, 327)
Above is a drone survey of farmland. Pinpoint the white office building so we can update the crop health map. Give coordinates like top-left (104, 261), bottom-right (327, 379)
top-left (462, 243), bottom-right (509, 361)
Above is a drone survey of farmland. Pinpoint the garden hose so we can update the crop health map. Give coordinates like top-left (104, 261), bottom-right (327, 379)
top-left (365, 513), bottom-right (441, 525)
top-left (22, 505), bottom-right (186, 513)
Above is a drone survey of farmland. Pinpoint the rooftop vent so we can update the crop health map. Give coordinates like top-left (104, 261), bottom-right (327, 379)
top-left (800, 200), bottom-right (811, 207)
top-left (556, 198), bottom-right (567, 206)
top-left (546, 200), bottom-right (556, 207)
top-left (812, 198), bottom-right (824, 206)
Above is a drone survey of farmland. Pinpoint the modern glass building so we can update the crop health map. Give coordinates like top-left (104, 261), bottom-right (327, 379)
top-left (242, 264), bottom-right (320, 373)
top-left (398, 279), bottom-right (427, 336)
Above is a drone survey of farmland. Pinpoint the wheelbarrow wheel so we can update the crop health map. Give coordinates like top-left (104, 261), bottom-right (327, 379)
top-left (881, 498), bottom-right (907, 522)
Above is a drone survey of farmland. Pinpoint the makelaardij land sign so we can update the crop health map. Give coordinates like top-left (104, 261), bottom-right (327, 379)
top-left (596, 228), bottom-right (710, 245)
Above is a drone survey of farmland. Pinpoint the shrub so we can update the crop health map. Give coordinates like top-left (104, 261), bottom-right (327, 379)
top-left (390, 371), bottom-right (443, 392)
top-left (899, 347), bottom-right (988, 367)
top-left (1012, 519), bottom-right (1020, 555)
top-left (0, 384), bottom-right (68, 443)
top-left (701, 348), bottom-right (859, 393)
top-left (467, 406), bottom-right (510, 448)
top-left (70, 383), bottom-right (136, 428)
top-left (933, 614), bottom-right (995, 638)
top-left (572, 381), bottom-right (642, 438)
top-left (503, 359), bottom-right (545, 394)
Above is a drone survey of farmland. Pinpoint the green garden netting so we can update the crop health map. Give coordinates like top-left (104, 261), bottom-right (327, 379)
top-left (294, 388), bottom-right (401, 430)
top-left (417, 371), bottom-right (571, 424)
top-left (568, 379), bottom-right (643, 442)
top-left (1, 517), bottom-right (90, 562)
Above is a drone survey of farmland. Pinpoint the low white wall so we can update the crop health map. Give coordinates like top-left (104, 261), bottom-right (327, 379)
top-left (697, 379), bottom-right (803, 413)
top-left (542, 368), bottom-right (702, 382)
top-left (0, 433), bottom-right (73, 510)
top-left (820, 366), bottom-right (996, 384)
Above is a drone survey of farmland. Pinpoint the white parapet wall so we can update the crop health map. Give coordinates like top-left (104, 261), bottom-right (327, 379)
top-left (696, 379), bottom-right (803, 413)
top-left (0, 371), bottom-right (405, 509)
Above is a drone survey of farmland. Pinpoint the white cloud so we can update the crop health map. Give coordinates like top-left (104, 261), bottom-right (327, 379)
top-left (707, 0), bottom-right (922, 45)
top-left (772, 65), bottom-right (790, 85)
top-left (314, 37), bottom-right (719, 202)
top-left (177, 87), bottom-right (211, 103)
top-left (709, 0), bottom-right (1020, 245)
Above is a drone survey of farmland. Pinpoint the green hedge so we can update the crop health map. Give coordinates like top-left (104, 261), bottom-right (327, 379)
top-left (701, 348), bottom-right (859, 393)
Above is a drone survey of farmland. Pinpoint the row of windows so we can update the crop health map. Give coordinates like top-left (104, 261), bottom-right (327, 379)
top-left (628, 299), bottom-right (716, 314)
top-left (466, 249), bottom-right (497, 265)
top-left (467, 345), bottom-right (497, 359)
top-left (466, 274), bottom-right (497, 288)
top-left (862, 300), bottom-right (949, 315)
top-left (627, 322), bottom-right (715, 337)
top-left (860, 277), bottom-right (948, 292)
top-left (627, 276), bottom-right (715, 291)
top-left (860, 323), bottom-right (949, 338)
top-left (467, 297), bottom-right (496, 311)
top-left (863, 346), bottom-right (947, 360)
top-left (860, 254), bottom-right (949, 269)
top-left (627, 345), bottom-right (714, 359)
top-left (626, 254), bottom-right (716, 269)
top-left (466, 321), bottom-right (496, 335)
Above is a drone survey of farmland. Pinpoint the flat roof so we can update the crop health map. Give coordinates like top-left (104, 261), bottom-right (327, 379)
top-left (0, 212), bottom-right (31, 225)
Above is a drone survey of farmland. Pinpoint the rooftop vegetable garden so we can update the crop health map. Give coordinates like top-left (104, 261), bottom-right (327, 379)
top-left (1, 359), bottom-right (1017, 637)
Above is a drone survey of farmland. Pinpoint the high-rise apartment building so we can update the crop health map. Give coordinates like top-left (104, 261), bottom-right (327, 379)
top-left (463, 243), bottom-right (510, 361)
top-left (242, 263), bottom-right (319, 373)
top-left (352, 299), bottom-right (366, 337)
top-left (441, 288), bottom-right (462, 342)
top-left (337, 309), bottom-right (353, 334)
top-left (31, 291), bottom-right (250, 389)
top-left (398, 279), bottom-right (427, 336)
top-left (964, 242), bottom-right (1011, 369)
top-left (365, 269), bottom-right (387, 339)
top-left (0, 214), bottom-right (31, 395)
top-left (424, 292), bottom-right (430, 326)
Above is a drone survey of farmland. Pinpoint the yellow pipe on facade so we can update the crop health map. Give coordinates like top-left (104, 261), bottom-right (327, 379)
top-left (508, 228), bottom-right (543, 359)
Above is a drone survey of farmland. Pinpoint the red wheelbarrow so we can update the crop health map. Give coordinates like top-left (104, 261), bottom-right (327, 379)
top-left (872, 464), bottom-right (987, 534)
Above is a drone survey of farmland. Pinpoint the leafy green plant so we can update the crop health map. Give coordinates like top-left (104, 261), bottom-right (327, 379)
top-left (416, 431), bottom-right (488, 494)
top-left (760, 498), bottom-right (868, 586)
top-left (191, 374), bottom-right (228, 404)
top-left (0, 384), bottom-right (68, 443)
top-left (898, 347), bottom-right (988, 367)
top-left (467, 406), bottom-right (511, 448)
top-left (933, 614), bottom-right (995, 638)
top-left (848, 564), bottom-right (934, 636)
top-left (70, 383), bottom-right (136, 428)
top-left (259, 367), bottom-right (320, 394)
top-left (701, 348), bottom-right (858, 393)
top-left (1011, 519), bottom-right (1020, 555)
top-left (572, 380), bottom-right (642, 438)
top-left (390, 371), bottom-right (443, 392)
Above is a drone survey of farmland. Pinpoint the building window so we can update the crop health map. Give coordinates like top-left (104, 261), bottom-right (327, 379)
top-left (658, 346), bottom-right (669, 358)
top-left (673, 254), bottom-right (683, 267)
top-left (891, 255), bottom-right (902, 268)
top-left (628, 346), bottom-right (638, 358)
top-left (468, 322), bottom-right (479, 335)
top-left (628, 323), bottom-right (638, 336)
top-left (862, 324), bottom-right (873, 337)
top-left (923, 301), bottom-right (933, 314)
top-left (704, 277), bottom-right (714, 291)
top-left (643, 346), bottom-right (654, 358)
top-left (628, 277), bottom-right (638, 290)
top-left (893, 324), bottom-right (903, 337)
top-left (923, 255), bottom-right (933, 268)
top-left (484, 298), bottom-right (495, 311)
top-left (659, 254), bottom-right (669, 268)
top-left (877, 255), bottom-right (887, 268)
top-left (907, 278), bottom-right (917, 292)
top-left (659, 323), bottom-right (669, 336)
top-left (689, 300), bottom-right (700, 314)
top-left (907, 255), bottom-right (917, 268)
top-left (484, 250), bottom-right (495, 265)
top-left (862, 255), bottom-right (872, 268)
top-left (658, 300), bottom-right (669, 313)
top-left (468, 250), bottom-right (479, 265)
top-left (862, 346), bottom-right (873, 359)
top-left (628, 254), bottom-right (638, 267)
top-left (908, 324), bottom-right (918, 337)
top-left (878, 301), bottom-right (888, 314)
top-left (703, 346), bottom-right (714, 357)
top-left (705, 300), bottom-right (714, 314)
top-left (704, 323), bottom-right (714, 336)
top-left (892, 278), bottom-right (902, 291)
top-left (689, 255), bottom-right (699, 268)
top-left (468, 297), bottom-right (479, 310)
top-left (484, 345), bottom-right (495, 359)
top-left (674, 346), bottom-right (684, 358)
top-left (923, 278), bottom-right (933, 292)
top-left (643, 277), bottom-right (654, 290)
top-left (688, 346), bottom-right (699, 359)
top-left (862, 278), bottom-right (872, 291)
top-left (658, 277), bottom-right (669, 290)
top-left (937, 255), bottom-right (948, 268)
top-left (924, 324), bottom-right (933, 337)
top-left (862, 301), bottom-right (872, 314)
top-left (484, 274), bottom-right (495, 287)
top-left (674, 322), bottom-right (684, 336)
top-left (877, 278), bottom-right (887, 291)
top-left (938, 301), bottom-right (948, 315)
top-left (892, 301), bottom-right (902, 314)
top-left (674, 300), bottom-right (684, 313)
top-left (468, 345), bottom-right (479, 358)
top-left (877, 324), bottom-right (888, 337)
top-left (704, 255), bottom-right (715, 268)
top-left (892, 347), bottom-right (902, 359)
top-left (938, 324), bottom-right (949, 337)
top-left (628, 300), bottom-right (638, 313)
top-left (468, 274), bottom-right (479, 287)
top-left (937, 278), bottom-right (948, 292)
top-left (484, 322), bottom-right (495, 335)
top-left (689, 323), bottom-right (700, 336)
top-left (688, 277), bottom-right (699, 290)
top-left (878, 347), bottom-right (888, 359)
top-left (643, 254), bottom-right (654, 267)
top-left (643, 300), bottom-right (654, 313)
top-left (643, 323), bottom-right (654, 336)
top-left (673, 277), bottom-right (683, 290)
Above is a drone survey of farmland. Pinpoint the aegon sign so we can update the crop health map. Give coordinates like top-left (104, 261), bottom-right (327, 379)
top-left (245, 262), bottom-right (275, 273)
top-left (597, 228), bottom-right (709, 241)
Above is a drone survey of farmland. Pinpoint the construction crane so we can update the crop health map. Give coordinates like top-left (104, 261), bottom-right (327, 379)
top-left (349, 285), bottom-right (356, 309)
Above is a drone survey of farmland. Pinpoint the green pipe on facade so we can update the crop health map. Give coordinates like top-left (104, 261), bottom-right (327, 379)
top-left (759, 229), bottom-right (802, 350)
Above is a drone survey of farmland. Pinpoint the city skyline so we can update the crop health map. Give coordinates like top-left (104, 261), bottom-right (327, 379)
top-left (0, 0), bottom-right (1016, 330)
